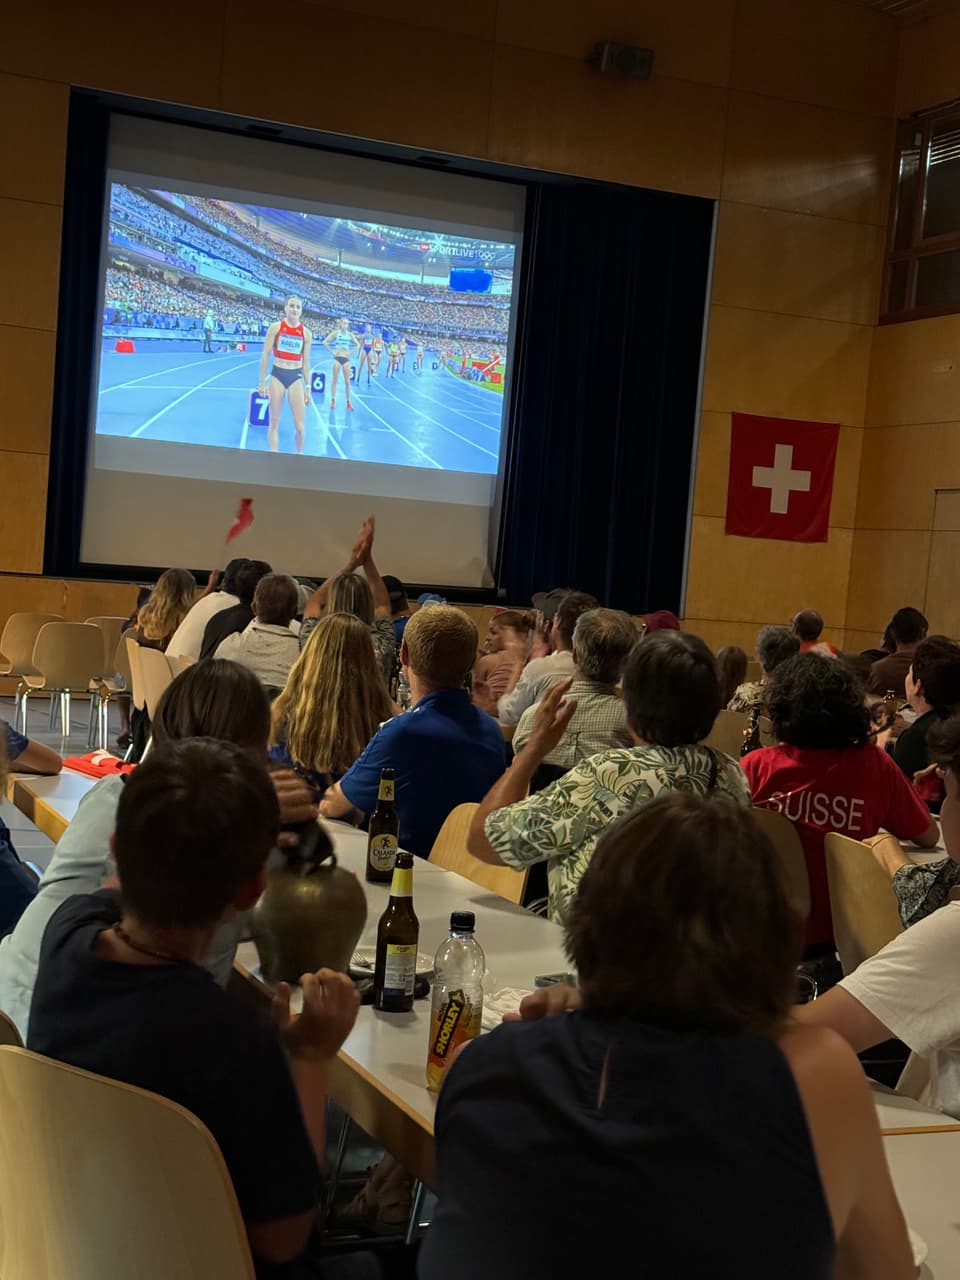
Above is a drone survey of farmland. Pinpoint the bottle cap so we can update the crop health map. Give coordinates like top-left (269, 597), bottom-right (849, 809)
top-left (451, 911), bottom-right (475, 932)
top-left (380, 767), bottom-right (395, 778)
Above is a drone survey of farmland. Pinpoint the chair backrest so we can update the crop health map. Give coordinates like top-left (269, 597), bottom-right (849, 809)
top-left (0, 1046), bottom-right (255, 1280)
top-left (169, 652), bottom-right (196, 677)
top-left (0, 613), bottom-right (62, 677)
top-left (429, 803), bottom-right (528, 904)
top-left (824, 832), bottom-right (904, 975)
top-left (703, 708), bottom-right (750, 758)
top-left (84, 616), bottom-right (127, 675)
top-left (138, 646), bottom-right (175, 719)
top-left (750, 807), bottom-right (812, 923)
top-left (112, 632), bottom-right (133, 691)
top-left (744, 659), bottom-right (763, 684)
top-left (124, 635), bottom-right (146, 711)
top-left (758, 714), bottom-right (776, 748)
top-left (31, 623), bottom-right (106, 690)
top-left (0, 1009), bottom-right (23, 1047)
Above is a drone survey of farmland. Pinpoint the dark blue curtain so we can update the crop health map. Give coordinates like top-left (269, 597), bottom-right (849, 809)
top-left (44, 93), bottom-right (110, 576)
top-left (497, 182), bottom-right (714, 614)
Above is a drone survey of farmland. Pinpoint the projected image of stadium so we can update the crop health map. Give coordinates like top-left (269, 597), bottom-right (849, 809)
top-left (95, 184), bottom-right (516, 475)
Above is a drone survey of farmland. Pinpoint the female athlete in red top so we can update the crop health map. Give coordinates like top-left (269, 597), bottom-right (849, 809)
top-left (259, 295), bottom-right (312, 454)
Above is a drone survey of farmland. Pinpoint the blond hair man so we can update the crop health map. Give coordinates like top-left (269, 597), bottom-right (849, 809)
top-left (320, 606), bottom-right (506, 857)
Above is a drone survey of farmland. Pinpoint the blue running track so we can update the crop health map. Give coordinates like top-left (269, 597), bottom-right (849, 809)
top-left (96, 339), bottom-right (503, 475)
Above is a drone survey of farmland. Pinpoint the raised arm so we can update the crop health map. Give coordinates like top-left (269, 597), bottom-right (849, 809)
top-left (359, 516), bottom-right (391, 617)
top-left (301, 521), bottom-right (372, 620)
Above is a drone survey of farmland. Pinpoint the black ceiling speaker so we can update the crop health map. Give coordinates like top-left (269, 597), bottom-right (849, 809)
top-left (589, 41), bottom-right (654, 79)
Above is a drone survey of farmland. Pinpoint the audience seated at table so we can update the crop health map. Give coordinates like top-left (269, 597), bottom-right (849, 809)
top-left (494, 592), bottom-right (598, 726)
top-left (270, 613), bottom-right (394, 794)
top-left (320, 606), bottom-right (505, 857)
top-left (891, 634), bottom-right (960, 808)
top-left (742, 654), bottom-right (938, 954)
top-left (26, 739), bottom-right (361, 1278)
top-left (382, 574), bottom-right (411, 647)
top-left (793, 608), bottom-right (838, 656)
top-left (512, 608), bottom-right (636, 772)
top-left (0, 661), bottom-right (316, 1040)
top-left (798, 719), bottom-right (960, 1119)
top-left (715, 643), bottom-right (747, 707)
top-left (866, 713), bottom-right (960, 927)
top-left (0, 723), bottom-right (62, 936)
top-left (165, 557), bottom-right (248, 660)
top-left (727, 624), bottom-right (800, 713)
top-left (215, 572), bottom-right (302, 695)
top-left (199, 560), bottom-right (273, 659)
top-left (129, 567), bottom-right (197, 652)
top-left (424, 794), bottom-right (914, 1280)
top-left (471, 609), bottom-right (534, 715)
top-left (466, 630), bottom-right (750, 923)
top-left (299, 517), bottom-right (395, 682)
top-left (867, 606), bottom-right (928, 699)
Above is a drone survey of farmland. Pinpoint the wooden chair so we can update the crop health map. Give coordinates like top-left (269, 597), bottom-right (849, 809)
top-left (745, 659), bottom-right (763, 684)
top-left (84, 616), bottom-right (127, 676)
top-left (0, 1046), bottom-right (255, 1279)
top-left (124, 635), bottom-right (146, 714)
top-left (0, 1009), bottom-right (22, 1047)
top-left (138, 646), bottom-right (175, 719)
top-left (429, 803), bottom-right (528, 904)
top-left (17, 623), bottom-right (105, 739)
top-left (703, 708), bottom-right (750, 758)
top-left (751, 807), bottom-right (811, 923)
top-left (824, 832), bottom-right (904, 975)
top-left (90, 633), bottom-right (135, 749)
top-left (0, 613), bottom-right (62, 683)
top-left (758, 714), bottom-right (776, 748)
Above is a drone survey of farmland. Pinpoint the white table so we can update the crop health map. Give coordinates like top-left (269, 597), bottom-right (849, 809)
top-left (5, 769), bottom-right (95, 843)
top-left (234, 820), bottom-right (569, 1187)
top-left (871, 1083), bottom-right (960, 1135)
top-left (884, 1131), bottom-right (960, 1277)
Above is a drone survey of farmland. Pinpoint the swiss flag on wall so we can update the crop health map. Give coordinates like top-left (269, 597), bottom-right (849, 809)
top-left (725, 413), bottom-right (840, 542)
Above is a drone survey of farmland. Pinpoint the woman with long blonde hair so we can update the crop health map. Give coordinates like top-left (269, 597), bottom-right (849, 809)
top-left (135, 568), bottom-right (197, 650)
top-left (270, 612), bottom-right (393, 791)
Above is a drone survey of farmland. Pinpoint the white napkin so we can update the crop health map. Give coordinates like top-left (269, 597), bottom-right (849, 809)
top-left (481, 987), bottom-right (533, 1032)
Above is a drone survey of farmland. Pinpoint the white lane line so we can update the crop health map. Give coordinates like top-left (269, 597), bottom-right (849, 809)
top-left (108, 384), bottom-right (258, 392)
top-left (392, 380), bottom-right (502, 433)
top-left (308, 397), bottom-right (346, 459)
top-left (239, 413), bottom-right (250, 450)
top-left (99, 351), bottom-right (242, 394)
top-left (130, 359), bottom-right (260, 438)
top-left (347, 387), bottom-right (442, 469)
top-left (373, 380), bottom-right (499, 460)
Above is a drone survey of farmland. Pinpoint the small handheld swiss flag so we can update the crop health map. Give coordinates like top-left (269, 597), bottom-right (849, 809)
top-left (226, 497), bottom-right (254, 544)
top-left (725, 414), bottom-right (839, 543)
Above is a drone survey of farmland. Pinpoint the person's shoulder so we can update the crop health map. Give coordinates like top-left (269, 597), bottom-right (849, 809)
top-left (46, 889), bottom-right (120, 945)
top-left (777, 1021), bottom-right (869, 1103)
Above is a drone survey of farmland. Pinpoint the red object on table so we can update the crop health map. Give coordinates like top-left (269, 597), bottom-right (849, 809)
top-left (64, 752), bottom-right (136, 779)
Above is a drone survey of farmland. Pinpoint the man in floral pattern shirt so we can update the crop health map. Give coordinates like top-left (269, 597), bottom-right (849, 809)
top-left (467, 631), bottom-right (751, 923)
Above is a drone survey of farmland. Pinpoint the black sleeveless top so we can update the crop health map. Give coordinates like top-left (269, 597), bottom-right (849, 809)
top-left (421, 1012), bottom-right (834, 1280)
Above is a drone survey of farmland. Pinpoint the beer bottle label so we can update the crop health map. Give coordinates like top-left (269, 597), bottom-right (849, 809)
top-left (378, 777), bottom-right (395, 802)
top-left (368, 833), bottom-right (398, 873)
top-left (431, 989), bottom-right (466, 1061)
top-left (382, 943), bottom-right (417, 997)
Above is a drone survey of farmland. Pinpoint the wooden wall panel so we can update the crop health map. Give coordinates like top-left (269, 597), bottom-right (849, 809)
top-left (0, 75), bottom-right (68, 206)
top-left (0, 453), bottom-right (49, 573)
top-left (0, 198), bottom-right (61, 331)
top-left (866, 314), bottom-right (960, 428)
top-left (897, 9), bottom-right (960, 115)
top-left (846, 528), bottom-right (933, 633)
top-left (0, 326), bottom-right (55, 455)
top-left (712, 203), bottom-right (882, 326)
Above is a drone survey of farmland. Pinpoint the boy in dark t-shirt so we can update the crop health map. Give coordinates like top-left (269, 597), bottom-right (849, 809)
top-left (28, 739), bottom-right (359, 1277)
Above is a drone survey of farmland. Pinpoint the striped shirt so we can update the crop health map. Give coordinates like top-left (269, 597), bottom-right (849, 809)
top-left (513, 680), bottom-right (632, 768)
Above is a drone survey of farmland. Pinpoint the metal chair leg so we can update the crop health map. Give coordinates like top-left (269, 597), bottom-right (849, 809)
top-left (404, 1179), bottom-right (427, 1246)
top-left (99, 693), bottom-right (109, 751)
top-left (87, 695), bottom-right (97, 748)
top-left (48, 692), bottom-right (57, 731)
top-left (63, 690), bottom-right (72, 738)
top-left (324, 1109), bottom-right (353, 1214)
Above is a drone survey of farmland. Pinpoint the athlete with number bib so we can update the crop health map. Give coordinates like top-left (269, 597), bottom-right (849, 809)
top-left (358, 323), bottom-right (375, 387)
top-left (324, 317), bottom-right (360, 411)
top-left (415, 341), bottom-right (425, 372)
top-left (372, 332), bottom-right (384, 376)
top-left (259, 295), bottom-right (312, 454)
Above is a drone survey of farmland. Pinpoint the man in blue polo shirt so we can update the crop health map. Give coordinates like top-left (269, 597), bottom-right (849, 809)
top-left (320, 606), bottom-right (505, 858)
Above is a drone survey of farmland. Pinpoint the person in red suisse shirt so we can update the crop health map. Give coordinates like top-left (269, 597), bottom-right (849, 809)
top-left (742, 654), bottom-right (938, 950)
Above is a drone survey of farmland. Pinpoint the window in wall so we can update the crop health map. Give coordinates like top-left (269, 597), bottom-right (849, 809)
top-left (883, 103), bottom-right (960, 322)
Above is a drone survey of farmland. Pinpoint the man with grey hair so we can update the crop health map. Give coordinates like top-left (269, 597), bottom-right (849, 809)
top-left (727, 624), bottom-right (800, 712)
top-left (513, 609), bottom-right (637, 769)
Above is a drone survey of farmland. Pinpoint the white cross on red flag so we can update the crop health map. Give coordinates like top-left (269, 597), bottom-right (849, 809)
top-left (725, 413), bottom-right (839, 542)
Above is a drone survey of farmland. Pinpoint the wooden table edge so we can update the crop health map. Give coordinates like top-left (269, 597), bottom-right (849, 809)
top-left (881, 1123), bottom-right (960, 1136)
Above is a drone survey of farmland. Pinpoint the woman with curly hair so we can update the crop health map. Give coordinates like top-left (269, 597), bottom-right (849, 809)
top-left (133, 568), bottom-right (197, 651)
top-left (742, 653), bottom-right (938, 951)
top-left (270, 612), bottom-right (394, 792)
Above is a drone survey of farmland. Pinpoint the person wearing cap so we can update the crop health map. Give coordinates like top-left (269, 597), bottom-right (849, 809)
top-left (382, 575), bottom-right (412, 646)
top-left (497, 592), bottom-right (598, 727)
